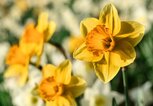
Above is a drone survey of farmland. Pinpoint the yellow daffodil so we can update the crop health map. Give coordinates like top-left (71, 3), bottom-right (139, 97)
top-left (38, 60), bottom-right (86, 106)
top-left (4, 45), bottom-right (30, 86)
top-left (36, 12), bottom-right (56, 42)
top-left (20, 23), bottom-right (44, 57)
top-left (73, 4), bottom-right (145, 83)
top-left (20, 12), bottom-right (56, 64)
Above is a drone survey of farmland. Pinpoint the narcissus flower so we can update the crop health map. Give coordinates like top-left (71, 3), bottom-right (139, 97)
top-left (36, 12), bottom-right (56, 42)
top-left (38, 60), bottom-right (86, 106)
top-left (73, 4), bottom-right (145, 83)
top-left (4, 45), bottom-right (30, 86)
top-left (20, 23), bottom-right (44, 57)
top-left (20, 12), bottom-right (56, 63)
top-left (81, 79), bottom-right (124, 106)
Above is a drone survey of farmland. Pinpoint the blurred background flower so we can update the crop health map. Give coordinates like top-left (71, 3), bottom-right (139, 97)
top-left (81, 79), bottom-right (124, 106)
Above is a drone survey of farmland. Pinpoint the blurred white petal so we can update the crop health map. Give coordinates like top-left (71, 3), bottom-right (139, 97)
top-left (81, 79), bottom-right (124, 106)
top-left (72, 60), bottom-right (96, 86)
top-left (0, 42), bottom-right (10, 73)
top-left (130, 81), bottom-right (153, 105)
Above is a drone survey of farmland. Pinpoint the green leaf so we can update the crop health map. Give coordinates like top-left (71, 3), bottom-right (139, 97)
top-left (0, 84), bottom-right (13, 106)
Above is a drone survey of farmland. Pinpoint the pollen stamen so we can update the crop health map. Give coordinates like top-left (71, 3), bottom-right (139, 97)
top-left (38, 76), bottom-right (63, 101)
top-left (86, 25), bottom-right (115, 55)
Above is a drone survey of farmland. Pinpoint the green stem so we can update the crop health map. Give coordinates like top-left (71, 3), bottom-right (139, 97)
top-left (30, 62), bottom-right (42, 70)
top-left (122, 67), bottom-right (129, 106)
top-left (112, 98), bottom-right (118, 106)
top-left (49, 42), bottom-right (71, 60)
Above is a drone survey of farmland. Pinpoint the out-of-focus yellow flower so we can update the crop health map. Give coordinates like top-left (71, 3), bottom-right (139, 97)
top-left (20, 12), bottom-right (56, 65)
top-left (36, 12), bottom-right (56, 42)
top-left (4, 45), bottom-right (30, 86)
top-left (20, 23), bottom-right (44, 57)
top-left (73, 4), bottom-right (145, 83)
top-left (15, 0), bottom-right (28, 12)
top-left (38, 60), bottom-right (86, 106)
top-left (68, 36), bottom-right (85, 53)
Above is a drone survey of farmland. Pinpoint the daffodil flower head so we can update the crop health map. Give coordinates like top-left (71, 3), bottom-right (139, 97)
top-left (20, 12), bottom-right (56, 66)
top-left (36, 12), bottom-right (56, 42)
top-left (73, 3), bottom-right (145, 83)
top-left (4, 45), bottom-right (29, 86)
top-left (38, 60), bottom-right (86, 106)
top-left (20, 23), bottom-right (44, 57)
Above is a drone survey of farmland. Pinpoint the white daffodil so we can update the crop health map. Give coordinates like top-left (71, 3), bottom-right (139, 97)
top-left (4, 65), bottom-right (44, 106)
top-left (0, 42), bottom-right (10, 73)
top-left (73, 0), bottom-right (92, 15)
top-left (44, 43), bottom-right (65, 66)
top-left (61, 7), bottom-right (80, 35)
top-left (81, 79), bottom-right (124, 106)
top-left (130, 81), bottom-right (153, 106)
top-left (72, 60), bottom-right (96, 87)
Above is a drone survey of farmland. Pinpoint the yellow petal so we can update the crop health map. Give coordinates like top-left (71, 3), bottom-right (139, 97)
top-left (68, 36), bottom-right (85, 53)
top-left (42, 64), bottom-right (57, 78)
top-left (20, 43), bottom-right (43, 57)
top-left (46, 101), bottom-right (55, 106)
top-left (36, 12), bottom-right (48, 33)
top-left (36, 12), bottom-right (56, 42)
top-left (93, 53), bottom-right (120, 83)
top-left (46, 95), bottom-right (76, 106)
top-left (18, 66), bottom-right (28, 86)
top-left (116, 21), bottom-right (145, 46)
top-left (55, 60), bottom-right (71, 84)
top-left (99, 3), bottom-right (121, 35)
top-left (20, 24), bottom-right (44, 57)
top-left (4, 65), bottom-right (21, 78)
top-left (64, 94), bottom-right (77, 106)
top-left (80, 18), bottom-right (101, 36)
top-left (6, 45), bottom-right (29, 65)
top-left (4, 64), bottom-right (28, 86)
top-left (35, 55), bottom-right (41, 67)
top-left (44, 21), bottom-right (56, 42)
top-left (65, 76), bottom-right (86, 98)
top-left (111, 40), bottom-right (136, 67)
top-left (73, 42), bottom-right (103, 62)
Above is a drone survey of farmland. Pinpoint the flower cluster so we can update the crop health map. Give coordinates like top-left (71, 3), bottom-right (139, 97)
top-left (4, 12), bottom-right (56, 86)
top-left (2, 3), bottom-right (146, 106)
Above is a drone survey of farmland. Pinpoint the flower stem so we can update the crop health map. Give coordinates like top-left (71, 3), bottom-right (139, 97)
top-left (30, 62), bottom-right (42, 70)
top-left (49, 42), bottom-right (71, 60)
top-left (112, 98), bottom-right (118, 106)
top-left (122, 67), bottom-right (129, 106)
